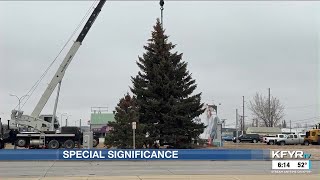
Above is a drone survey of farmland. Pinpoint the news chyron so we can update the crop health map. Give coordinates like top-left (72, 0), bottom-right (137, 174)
top-left (270, 150), bottom-right (313, 174)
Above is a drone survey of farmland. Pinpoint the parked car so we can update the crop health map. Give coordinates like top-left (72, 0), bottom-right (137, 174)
top-left (233, 134), bottom-right (260, 143)
top-left (276, 134), bottom-right (305, 145)
top-left (222, 136), bottom-right (233, 141)
top-left (259, 135), bottom-right (265, 142)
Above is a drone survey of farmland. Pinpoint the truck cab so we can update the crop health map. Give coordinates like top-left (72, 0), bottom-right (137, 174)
top-left (39, 115), bottom-right (60, 130)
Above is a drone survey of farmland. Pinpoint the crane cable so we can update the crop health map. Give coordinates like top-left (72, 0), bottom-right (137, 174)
top-left (160, 0), bottom-right (164, 26)
top-left (19, 1), bottom-right (99, 110)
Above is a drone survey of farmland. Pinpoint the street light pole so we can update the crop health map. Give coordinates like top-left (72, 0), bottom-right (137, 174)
top-left (65, 115), bottom-right (72, 127)
top-left (9, 94), bottom-right (29, 111)
top-left (132, 122), bottom-right (136, 149)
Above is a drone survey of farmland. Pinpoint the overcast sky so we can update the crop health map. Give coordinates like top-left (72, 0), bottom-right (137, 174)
top-left (0, 1), bottom-right (319, 127)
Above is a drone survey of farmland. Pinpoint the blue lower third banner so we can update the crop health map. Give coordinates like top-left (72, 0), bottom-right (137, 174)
top-left (0, 149), bottom-right (270, 161)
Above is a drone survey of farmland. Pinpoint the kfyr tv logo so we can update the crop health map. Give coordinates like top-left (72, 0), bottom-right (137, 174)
top-left (271, 151), bottom-right (311, 159)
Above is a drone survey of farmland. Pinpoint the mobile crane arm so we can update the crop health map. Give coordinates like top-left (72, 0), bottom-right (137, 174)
top-left (10, 0), bottom-right (106, 131)
top-left (31, 0), bottom-right (107, 118)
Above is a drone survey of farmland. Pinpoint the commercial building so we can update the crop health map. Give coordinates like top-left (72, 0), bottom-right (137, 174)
top-left (245, 127), bottom-right (282, 135)
top-left (281, 128), bottom-right (308, 134)
top-left (89, 107), bottom-right (115, 137)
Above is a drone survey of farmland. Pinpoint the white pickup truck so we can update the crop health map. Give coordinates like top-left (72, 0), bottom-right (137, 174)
top-left (276, 134), bottom-right (305, 145)
top-left (263, 134), bottom-right (287, 145)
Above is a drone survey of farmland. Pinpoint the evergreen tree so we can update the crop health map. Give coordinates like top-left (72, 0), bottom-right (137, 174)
top-left (131, 19), bottom-right (205, 148)
top-left (105, 93), bottom-right (146, 149)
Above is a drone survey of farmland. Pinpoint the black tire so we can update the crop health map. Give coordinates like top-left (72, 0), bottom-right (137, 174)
top-left (280, 141), bottom-right (285, 146)
top-left (0, 141), bottom-right (4, 149)
top-left (63, 140), bottom-right (75, 149)
top-left (16, 138), bottom-right (27, 147)
top-left (269, 141), bottom-right (274, 145)
top-left (236, 139), bottom-right (241, 143)
top-left (48, 139), bottom-right (59, 149)
top-left (252, 139), bottom-right (257, 143)
top-left (304, 141), bottom-right (310, 146)
top-left (93, 138), bottom-right (99, 147)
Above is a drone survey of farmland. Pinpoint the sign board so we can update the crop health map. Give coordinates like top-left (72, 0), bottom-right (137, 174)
top-left (132, 122), bottom-right (136, 130)
top-left (0, 149), bottom-right (270, 160)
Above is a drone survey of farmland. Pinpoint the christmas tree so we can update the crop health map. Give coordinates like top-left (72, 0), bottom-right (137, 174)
top-left (131, 19), bottom-right (205, 148)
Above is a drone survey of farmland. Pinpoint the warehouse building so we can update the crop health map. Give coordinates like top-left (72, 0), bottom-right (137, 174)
top-left (245, 127), bottom-right (282, 135)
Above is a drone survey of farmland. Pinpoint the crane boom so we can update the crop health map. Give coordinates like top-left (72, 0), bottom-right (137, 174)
top-left (31, 0), bottom-right (106, 118)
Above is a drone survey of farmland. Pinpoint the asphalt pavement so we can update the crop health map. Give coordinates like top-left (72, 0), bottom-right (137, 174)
top-left (0, 161), bottom-right (319, 178)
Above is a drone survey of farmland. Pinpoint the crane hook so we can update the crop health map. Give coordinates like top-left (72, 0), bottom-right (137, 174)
top-left (160, 0), bottom-right (164, 25)
top-left (160, 0), bottom-right (164, 7)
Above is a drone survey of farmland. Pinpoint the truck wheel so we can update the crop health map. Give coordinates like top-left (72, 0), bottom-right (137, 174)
top-left (16, 138), bottom-right (27, 147)
top-left (93, 138), bottom-right (99, 147)
top-left (236, 139), bottom-right (240, 143)
top-left (304, 141), bottom-right (310, 146)
top-left (280, 141), bottom-right (285, 146)
top-left (0, 141), bottom-right (4, 149)
top-left (63, 140), bottom-right (75, 149)
top-left (252, 139), bottom-right (257, 143)
top-left (48, 140), bottom-right (59, 149)
top-left (269, 141), bottom-right (274, 145)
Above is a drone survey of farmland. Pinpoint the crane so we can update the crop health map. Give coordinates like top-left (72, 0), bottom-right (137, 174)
top-left (10, 0), bottom-right (106, 132)
top-left (3, 0), bottom-right (106, 149)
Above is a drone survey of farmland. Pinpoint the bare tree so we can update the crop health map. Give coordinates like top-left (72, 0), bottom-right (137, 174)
top-left (249, 93), bottom-right (285, 127)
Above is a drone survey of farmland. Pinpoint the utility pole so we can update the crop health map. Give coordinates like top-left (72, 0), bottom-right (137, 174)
top-left (290, 120), bottom-right (292, 134)
top-left (80, 119), bottom-right (82, 127)
top-left (236, 109), bottom-right (239, 140)
top-left (268, 88), bottom-right (271, 127)
top-left (242, 96), bottom-right (245, 132)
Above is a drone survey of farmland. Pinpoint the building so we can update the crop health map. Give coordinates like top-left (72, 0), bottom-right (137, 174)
top-left (222, 128), bottom-right (236, 137)
top-left (281, 128), bottom-right (308, 134)
top-left (89, 107), bottom-right (115, 136)
top-left (245, 127), bottom-right (282, 135)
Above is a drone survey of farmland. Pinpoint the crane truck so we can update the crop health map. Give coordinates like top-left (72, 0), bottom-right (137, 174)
top-left (0, 0), bottom-right (106, 149)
